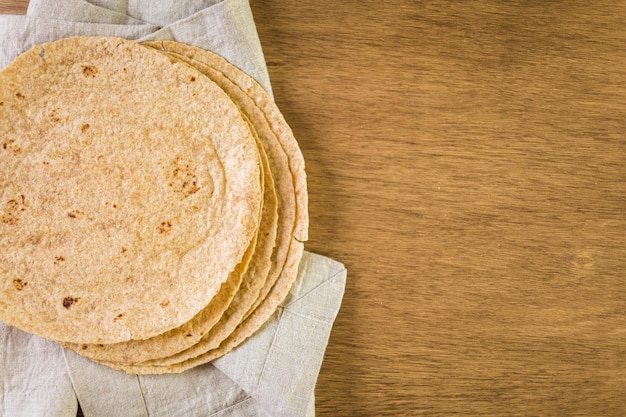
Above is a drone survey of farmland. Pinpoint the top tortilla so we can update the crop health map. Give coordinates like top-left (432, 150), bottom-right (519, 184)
top-left (0, 37), bottom-right (262, 344)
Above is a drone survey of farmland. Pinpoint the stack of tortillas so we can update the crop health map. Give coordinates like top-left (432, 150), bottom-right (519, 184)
top-left (0, 36), bottom-right (308, 374)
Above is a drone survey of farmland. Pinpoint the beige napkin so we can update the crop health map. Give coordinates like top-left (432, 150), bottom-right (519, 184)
top-left (0, 1), bottom-right (347, 416)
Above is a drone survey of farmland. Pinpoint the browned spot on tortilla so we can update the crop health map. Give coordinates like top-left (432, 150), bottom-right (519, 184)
top-left (1, 195), bottom-right (27, 225)
top-left (156, 221), bottom-right (172, 234)
top-left (54, 255), bottom-right (65, 265)
top-left (67, 210), bottom-right (85, 218)
top-left (82, 65), bottom-right (98, 77)
top-left (168, 156), bottom-right (200, 198)
top-left (63, 297), bottom-right (79, 309)
top-left (113, 313), bottom-right (126, 322)
top-left (2, 139), bottom-right (21, 155)
top-left (15, 92), bottom-right (25, 99)
top-left (160, 300), bottom-right (170, 308)
top-left (48, 108), bottom-right (61, 123)
top-left (12, 279), bottom-right (26, 290)
top-left (81, 123), bottom-right (90, 133)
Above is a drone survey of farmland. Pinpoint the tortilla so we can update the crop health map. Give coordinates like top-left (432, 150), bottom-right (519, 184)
top-left (71, 41), bottom-right (300, 365)
top-left (100, 42), bottom-right (307, 373)
top-left (0, 37), bottom-right (262, 344)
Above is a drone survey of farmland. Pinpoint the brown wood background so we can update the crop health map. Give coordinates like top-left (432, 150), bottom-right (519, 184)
top-left (2, 1), bottom-right (626, 415)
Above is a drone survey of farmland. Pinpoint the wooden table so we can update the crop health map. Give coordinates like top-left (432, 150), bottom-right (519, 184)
top-left (2, 1), bottom-right (626, 415)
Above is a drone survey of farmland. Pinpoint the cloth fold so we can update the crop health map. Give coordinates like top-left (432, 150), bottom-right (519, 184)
top-left (0, 326), bottom-right (77, 417)
top-left (0, 1), bottom-right (346, 416)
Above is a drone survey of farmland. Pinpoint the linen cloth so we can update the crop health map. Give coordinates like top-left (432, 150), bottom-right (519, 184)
top-left (0, 1), bottom-right (346, 416)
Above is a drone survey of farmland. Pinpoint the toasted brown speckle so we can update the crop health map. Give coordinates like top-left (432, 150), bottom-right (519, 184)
top-left (81, 123), bottom-right (90, 133)
top-left (54, 255), bottom-right (65, 265)
top-left (1, 196), bottom-right (27, 225)
top-left (49, 109), bottom-right (61, 123)
top-left (15, 92), bottom-right (25, 99)
top-left (156, 221), bottom-right (172, 234)
top-left (62, 296), bottom-right (79, 309)
top-left (67, 210), bottom-right (85, 218)
top-left (82, 65), bottom-right (98, 77)
top-left (12, 279), bottom-right (26, 290)
top-left (2, 139), bottom-right (21, 155)
top-left (160, 300), bottom-right (170, 308)
top-left (168, 156), bottom-right (200, 198)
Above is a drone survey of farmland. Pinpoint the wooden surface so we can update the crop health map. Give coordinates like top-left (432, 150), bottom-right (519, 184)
top-left (2, 1), bottom-right (626, 415)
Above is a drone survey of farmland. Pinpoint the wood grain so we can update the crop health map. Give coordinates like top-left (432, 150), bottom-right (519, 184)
top-left (0, 0), bottom-right (26, 14)
top-left (3, 1), bottom-right (626, 415)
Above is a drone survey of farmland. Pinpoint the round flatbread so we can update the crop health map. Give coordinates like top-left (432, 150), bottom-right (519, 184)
top-left (0, 37), bottom-right (262, 344)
